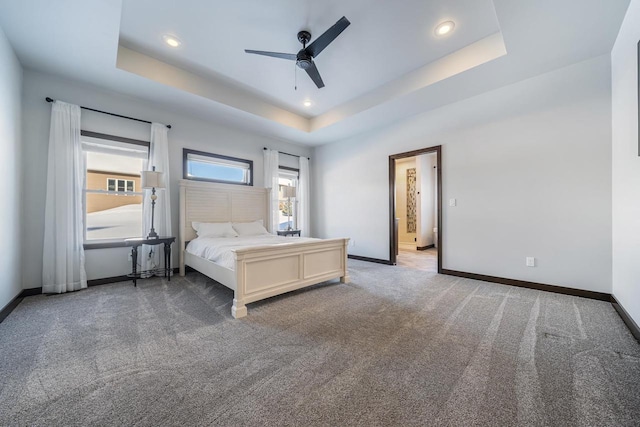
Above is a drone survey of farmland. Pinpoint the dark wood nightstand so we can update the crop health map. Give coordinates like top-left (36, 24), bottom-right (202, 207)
top-left (124, 236), bottom-right (175, 286)
top-left (277, 229), bottom-right (301, 237)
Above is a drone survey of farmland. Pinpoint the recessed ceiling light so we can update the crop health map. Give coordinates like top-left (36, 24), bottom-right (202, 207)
top-left (163, 34), bottom-right (182, 48)
top-left (303, 100), bottom-right (312, 107)
top-left (434, 21), bottom-right (455, 37)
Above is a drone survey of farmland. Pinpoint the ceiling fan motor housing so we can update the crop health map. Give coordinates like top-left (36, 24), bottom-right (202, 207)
top-left (296, 31), bottom-right (313, 69)
top-left (296, 51), bottom-right (313, 69)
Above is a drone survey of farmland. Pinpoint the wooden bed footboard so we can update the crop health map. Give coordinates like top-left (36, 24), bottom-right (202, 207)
top-left (181, 238), bottom-right (349, 318)
top-left (231, 238), bottom-right (350, 318)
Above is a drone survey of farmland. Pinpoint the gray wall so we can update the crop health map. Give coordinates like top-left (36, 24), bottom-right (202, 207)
top-left (0, 25), bottom-right (23, 311)
top-left (612, 0), bottom-right (640, 325)
top-left (416, 153), bottom-right (437, 248)
top-left (313, 54), bottom-right (612, 293)
top-left (21, 70), bottom-right (311, 289)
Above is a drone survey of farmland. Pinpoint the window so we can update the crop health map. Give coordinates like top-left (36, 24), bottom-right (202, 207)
top-left (82, 131), bottom-right (149, 242)
top-left (278, 167), bottom-right (299, 230)
top-left (107, 178), bottom-right (135, 193)
top-left (183, 149), bottom-right (253, 185)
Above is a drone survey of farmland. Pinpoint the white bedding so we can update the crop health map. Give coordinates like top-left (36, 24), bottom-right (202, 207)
top-left (185, 235), bottom-right (319, 270)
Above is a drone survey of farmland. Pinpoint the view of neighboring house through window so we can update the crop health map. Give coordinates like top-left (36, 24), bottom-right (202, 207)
top-left (184, 149), bottom-right (253, 185)
top-left (278, 168), bottom-right (299, 230)
top-left (82, 132), bottom-right (149, 241)
top-left (107, 178), bottom-right (135, 193)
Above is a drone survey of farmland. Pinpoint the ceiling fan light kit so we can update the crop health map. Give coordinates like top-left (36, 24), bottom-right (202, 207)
top-left (244, 16), bottom-right (351, 89)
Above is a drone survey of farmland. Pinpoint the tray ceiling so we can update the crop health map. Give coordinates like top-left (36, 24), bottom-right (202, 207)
top-left (0, 0), bottom-right (630, 145)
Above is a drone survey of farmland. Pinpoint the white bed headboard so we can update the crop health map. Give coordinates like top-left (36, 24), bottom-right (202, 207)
top-left (179, 179), bottom-right (270, 245)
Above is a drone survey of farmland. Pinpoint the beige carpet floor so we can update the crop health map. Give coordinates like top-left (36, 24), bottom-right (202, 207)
top-left (0, 260), bottom-right (638, 426)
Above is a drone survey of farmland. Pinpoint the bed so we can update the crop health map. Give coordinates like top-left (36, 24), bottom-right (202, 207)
top-left (178, 179), bottom-right (350, 318)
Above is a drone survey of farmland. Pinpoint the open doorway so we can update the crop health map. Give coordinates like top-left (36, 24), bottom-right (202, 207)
top-left (389, 146), bottom-right (442, 272)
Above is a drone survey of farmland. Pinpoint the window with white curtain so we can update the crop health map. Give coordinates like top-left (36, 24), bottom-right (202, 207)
top-left (278, 167), bottom-right (299, 230)
top-left (81, 131), bottom-right (149, 242)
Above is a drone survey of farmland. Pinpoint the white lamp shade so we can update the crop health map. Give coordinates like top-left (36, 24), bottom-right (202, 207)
top-left (141, 170), bottom-right (165, 189)
top-left (282, 185), bottom-right (296, 198)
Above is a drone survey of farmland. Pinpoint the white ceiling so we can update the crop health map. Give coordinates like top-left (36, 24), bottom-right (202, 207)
top-left (0, 0), bottom-right (630, 146)
top-left (119, 0), bottom-right (501, 116)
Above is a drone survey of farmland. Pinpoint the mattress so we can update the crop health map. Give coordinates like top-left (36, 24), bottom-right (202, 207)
top-left (185, 235), bottom-right (319, 270)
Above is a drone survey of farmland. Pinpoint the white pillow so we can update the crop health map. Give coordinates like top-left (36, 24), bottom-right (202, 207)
top-left (192, 222), bottom-right (238, 238)
top-left (232, 220), bottom-right (270, 236)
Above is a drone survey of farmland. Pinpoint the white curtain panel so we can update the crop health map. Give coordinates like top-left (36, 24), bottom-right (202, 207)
top-left (142, 123), bottom-right (172, 275)
top-left (298, 156), bottom-right (310, 237)
top-left (263, 149), bottom-right (280, 233)
top-left (42, 101), bottom-right (87, 293)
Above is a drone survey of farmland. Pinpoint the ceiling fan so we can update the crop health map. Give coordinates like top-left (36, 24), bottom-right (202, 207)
top-left (244, 16), bottom-right (351, 89)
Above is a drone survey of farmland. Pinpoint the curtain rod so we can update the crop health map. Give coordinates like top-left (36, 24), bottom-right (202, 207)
top-left (263, 147), bottom-right (310, 160)
top-left (45, 97), bottom-right (171, 129)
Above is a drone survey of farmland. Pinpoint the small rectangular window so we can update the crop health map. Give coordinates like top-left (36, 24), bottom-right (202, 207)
top-left (183, 149), bottom-right (253, 185)
top-left (105, 178), bottom-right (135, 193)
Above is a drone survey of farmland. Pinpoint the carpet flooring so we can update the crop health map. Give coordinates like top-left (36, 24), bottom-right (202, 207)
top-left (0, 260), bottom-right (639, 426)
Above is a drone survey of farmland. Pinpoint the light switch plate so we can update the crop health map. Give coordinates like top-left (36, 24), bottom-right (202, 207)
top-left (526, 257), bottom-right (535, 267)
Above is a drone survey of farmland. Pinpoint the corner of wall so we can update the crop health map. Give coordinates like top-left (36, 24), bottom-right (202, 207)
top-left (611, 0), bottom-right (640, 328)
top-left (0, 23), bottom-right (25, 311)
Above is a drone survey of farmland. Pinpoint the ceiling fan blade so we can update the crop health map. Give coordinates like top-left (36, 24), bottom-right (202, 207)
top-left (306, 16), bottom-right (350, 58)
top-left (244, 50), bottom-right (297, 60)
top-left (305, 61), bottom-right (325, 88)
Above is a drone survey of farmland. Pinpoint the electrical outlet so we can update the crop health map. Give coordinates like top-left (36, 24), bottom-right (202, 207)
top-left (526, 257), bottom-right (535, 267)
top-left (449, 198), bottom-right (457, 207)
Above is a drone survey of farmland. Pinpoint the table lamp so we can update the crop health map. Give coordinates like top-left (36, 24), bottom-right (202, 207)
top-left (141, 166), bottom-right (165, 239)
